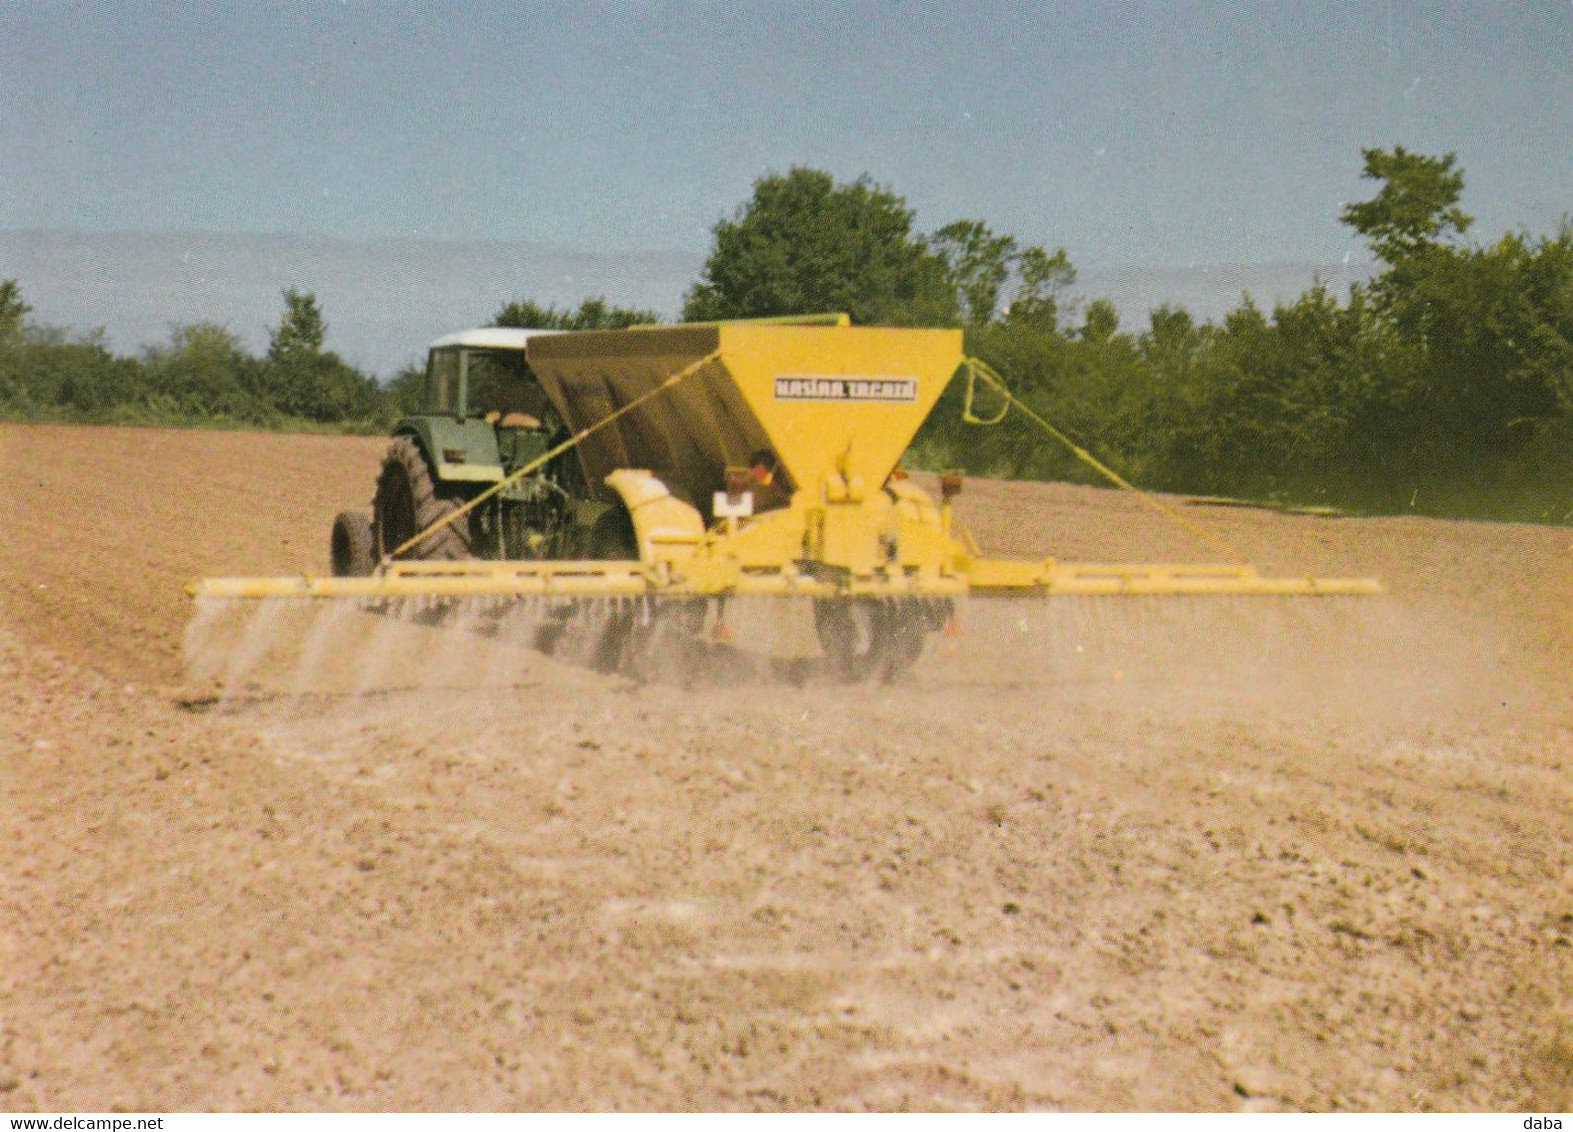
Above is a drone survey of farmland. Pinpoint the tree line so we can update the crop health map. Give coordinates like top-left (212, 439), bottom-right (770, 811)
top-left (3, 147), bottom-right (1569, 521)
top-left (0, 283), bottom-right (388, 431)
top-left (680, 156), bottom-right (1573, 523)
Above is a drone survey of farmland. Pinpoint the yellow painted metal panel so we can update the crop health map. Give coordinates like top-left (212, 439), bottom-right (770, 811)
top-left (603, 468), bottom-right (706, 563)
top-left (961, 559), bottom-right (1384, 596)
top-left (525, 324), bottom-right (964, 514)
top-left (718, 325), bottom-right (964, 494)
top-left (526, 326), bottom-right (739, 511)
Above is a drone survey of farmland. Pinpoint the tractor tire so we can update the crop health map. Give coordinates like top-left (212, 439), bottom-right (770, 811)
top-left (374, 437), bottom-right (473, 561)
top-left (330, 510), bottom-right (376, 577)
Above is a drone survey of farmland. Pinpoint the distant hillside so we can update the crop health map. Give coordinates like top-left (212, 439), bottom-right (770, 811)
top-left (0, 229), bottom-right (1376, 378)
top-left (0, 230), bottom-right (701, 378)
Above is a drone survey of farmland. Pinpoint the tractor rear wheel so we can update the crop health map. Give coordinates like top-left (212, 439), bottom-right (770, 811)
top-left (330, 510), bottom-right (376, 576)
top-left (374, 437), bottom-right (473, 560)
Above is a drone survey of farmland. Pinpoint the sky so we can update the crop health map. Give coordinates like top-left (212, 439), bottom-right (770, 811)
top-left (1, 2), bottom-right (1571, 372)
top-left (5, 1), bottom-right (1572, 263)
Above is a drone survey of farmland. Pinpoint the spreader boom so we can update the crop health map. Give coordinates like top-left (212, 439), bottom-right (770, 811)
top-left (970, 560), bottom-right (1383, 596)
top-left (188, 557), bottom-right (1379, 602)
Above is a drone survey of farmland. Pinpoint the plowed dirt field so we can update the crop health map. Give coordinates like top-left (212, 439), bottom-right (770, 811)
top-left (2, 422), bottom-right (1570, 1111)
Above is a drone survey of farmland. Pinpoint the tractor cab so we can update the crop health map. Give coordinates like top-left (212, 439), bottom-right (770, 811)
top-left (427, 329), bottom-right (558, 418)
top-left (399, 327), bottom-right (576, 483)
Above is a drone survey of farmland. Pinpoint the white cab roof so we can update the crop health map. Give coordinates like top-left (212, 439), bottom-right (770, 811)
top-left (427, 327), bottom-right (567, 352)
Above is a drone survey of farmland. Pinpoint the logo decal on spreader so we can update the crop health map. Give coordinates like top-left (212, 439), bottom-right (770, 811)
top-left (774, 375), bottom-right (918, 402)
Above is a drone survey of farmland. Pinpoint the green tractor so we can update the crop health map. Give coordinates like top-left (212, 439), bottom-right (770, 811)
top-left (330, 328), bottom-right (635, 577)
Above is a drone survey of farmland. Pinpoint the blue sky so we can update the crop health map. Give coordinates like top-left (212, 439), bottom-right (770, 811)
top-left (5, 1), bottom-right (1571, 266)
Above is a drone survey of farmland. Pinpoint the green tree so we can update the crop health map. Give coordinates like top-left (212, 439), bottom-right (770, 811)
top-left (262, 289), bottom-right (379, 423)
top-left (1341, 147), bottom-right (1473, 266)
top-left (1258, 284), bottom-right (1384, 484)
top-left (0, 279), bottom-right (30, 347)
top-left (268, 288), bottom-right (327, 359)
top-left (683, 168), bottom-right (956, 326)
top-left (1006, 246), bottom-right (1077, 331)
top-left (1519, 223), bottom-right (1573, 415)
top-left (0, 321), bottom-right (151, 420)
top-left (925, 223), bottom-right (1076, 330)
top-left (1078, 298), bottom-right (1120, 343)
top-left (928, 219), bottom-right (1017, 324)
top-left (143, 322), bottom-right (261, 419)
top-left (263, 288), bottom-right (325, 417)
top-left (382, 362), bottom-right (429, 420)
top-left (493, 296), bottom-right (658, 330)
top-left (1337, 150), bottom-right (1569, 505)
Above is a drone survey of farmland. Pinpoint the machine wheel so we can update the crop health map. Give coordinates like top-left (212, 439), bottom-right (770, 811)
top-left (885, 597), bottom-right (950, 680)
top-left (330, 510), bottom-right (376, 577)
top-left (815, 599), bottom-right (889, 682)
top-left (374, 437), bottom-right (472, 560)
top-left (815, 598), bottom-right (933, 683)
top-left (882, 606), bottom-right (927, 681)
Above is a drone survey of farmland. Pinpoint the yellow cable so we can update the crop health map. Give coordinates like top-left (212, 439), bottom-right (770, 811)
top-left (959, 357), bottom-right (1248, 563)
top-left (390, 350), bottom-right (724, 560)
top-left (960, 357), bottom-right (1010, 425)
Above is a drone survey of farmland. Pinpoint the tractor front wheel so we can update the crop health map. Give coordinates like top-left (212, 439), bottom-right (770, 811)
top-left (330, 510), bottom-right (376, 576)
